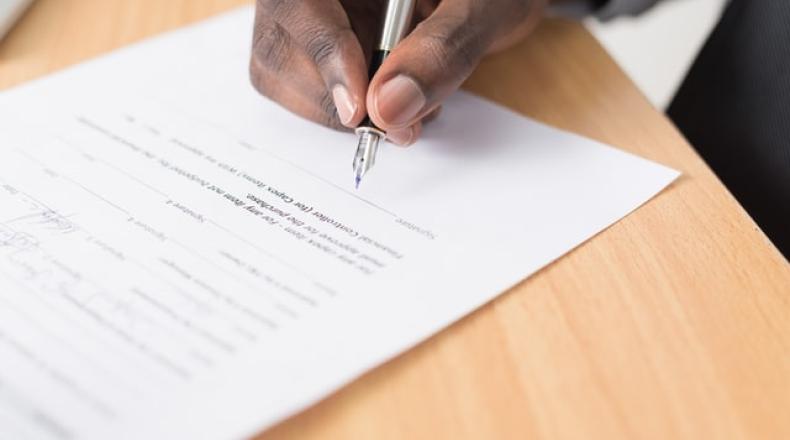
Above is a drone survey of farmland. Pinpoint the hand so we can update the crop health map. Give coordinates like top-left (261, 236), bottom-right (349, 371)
top-left (250, 0), bottom-right (548, 146)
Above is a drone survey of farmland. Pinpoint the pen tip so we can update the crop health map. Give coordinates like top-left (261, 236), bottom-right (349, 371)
top-left (355, 175), bottom-right (361, 189)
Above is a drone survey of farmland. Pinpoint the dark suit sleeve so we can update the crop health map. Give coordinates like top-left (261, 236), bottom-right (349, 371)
top-left (595, 0), bottom-right (664, 20)
top-left (549, 0), bottom-right (663, 20)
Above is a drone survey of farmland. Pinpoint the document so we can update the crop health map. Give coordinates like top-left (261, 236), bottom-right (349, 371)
top-left (0, 7), bottom-right (678, 440)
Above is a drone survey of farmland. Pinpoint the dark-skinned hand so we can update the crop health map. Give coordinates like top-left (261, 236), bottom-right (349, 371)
top-left (250, 0), bottom-right (549, 146)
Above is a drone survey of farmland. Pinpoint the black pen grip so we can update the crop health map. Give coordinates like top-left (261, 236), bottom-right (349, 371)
top-left (359, 49), bottom-right (391, 129)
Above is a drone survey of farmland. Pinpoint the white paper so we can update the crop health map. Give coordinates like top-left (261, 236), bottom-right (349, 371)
top-left (0, 7), bottom-right (678, 440)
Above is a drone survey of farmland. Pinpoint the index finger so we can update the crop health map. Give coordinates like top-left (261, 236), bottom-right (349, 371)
top-left (263, 0), bottom-right (369, 127)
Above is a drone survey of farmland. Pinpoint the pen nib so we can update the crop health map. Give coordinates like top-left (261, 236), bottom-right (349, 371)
top-left (352, 128), bottom-right (382, 190)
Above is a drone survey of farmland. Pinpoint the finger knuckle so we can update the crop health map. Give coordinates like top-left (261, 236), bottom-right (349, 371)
top-left (253, 20), bottom-right (291, 73)
top-left (258, 0), bottom-right (297, 18)
top-left (303, 27), bottom-right (346, 68)
top-left (317, 90), bottom-right (344, 129)
top-left (249, 57), bottom-right (277, 99)
top-left (418, 18), bottom-right (486, 72)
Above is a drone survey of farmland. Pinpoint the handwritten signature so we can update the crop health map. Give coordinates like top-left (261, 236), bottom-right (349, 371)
top-left (5, 208), bottom-right (78, 235)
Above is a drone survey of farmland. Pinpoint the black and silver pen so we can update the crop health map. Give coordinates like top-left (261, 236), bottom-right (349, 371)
top-left (353, 0), bottom-right (416, 189)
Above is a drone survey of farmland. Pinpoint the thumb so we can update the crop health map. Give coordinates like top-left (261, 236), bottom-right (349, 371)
top-left (367, 0), bottom-right (530, 131)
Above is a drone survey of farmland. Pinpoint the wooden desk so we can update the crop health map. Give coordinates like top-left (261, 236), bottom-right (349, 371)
top-left (1, 1), bottom-right (788, 439)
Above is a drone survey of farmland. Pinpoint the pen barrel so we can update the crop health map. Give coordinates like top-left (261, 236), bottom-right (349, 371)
top-left (359, 49), bottom-right (391, 130)
top-left (378, 0), bottom-right (416, 51)
top-left (367, 49), bottom-right (390, 80)
top-left (358, 0), bottom-right (415, 131)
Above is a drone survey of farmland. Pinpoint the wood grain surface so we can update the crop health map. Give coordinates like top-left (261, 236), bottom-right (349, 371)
top-left (1, 1), bottom-right (788, 439)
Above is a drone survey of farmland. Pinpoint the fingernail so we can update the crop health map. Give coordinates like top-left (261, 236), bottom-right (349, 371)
top-left (375, 75), bottom-right (426, 127)
top-left (387, 127), bottom-right (415, 146)
top-left (332, 85), bottom-right (356, 126)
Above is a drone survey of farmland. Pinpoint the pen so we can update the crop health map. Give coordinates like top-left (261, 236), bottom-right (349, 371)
top-left (353, 0), bottom-right (416, 189)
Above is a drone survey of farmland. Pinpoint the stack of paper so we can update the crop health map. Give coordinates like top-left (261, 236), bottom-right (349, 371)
top-left (0, 7), bottom-right (677, 440)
